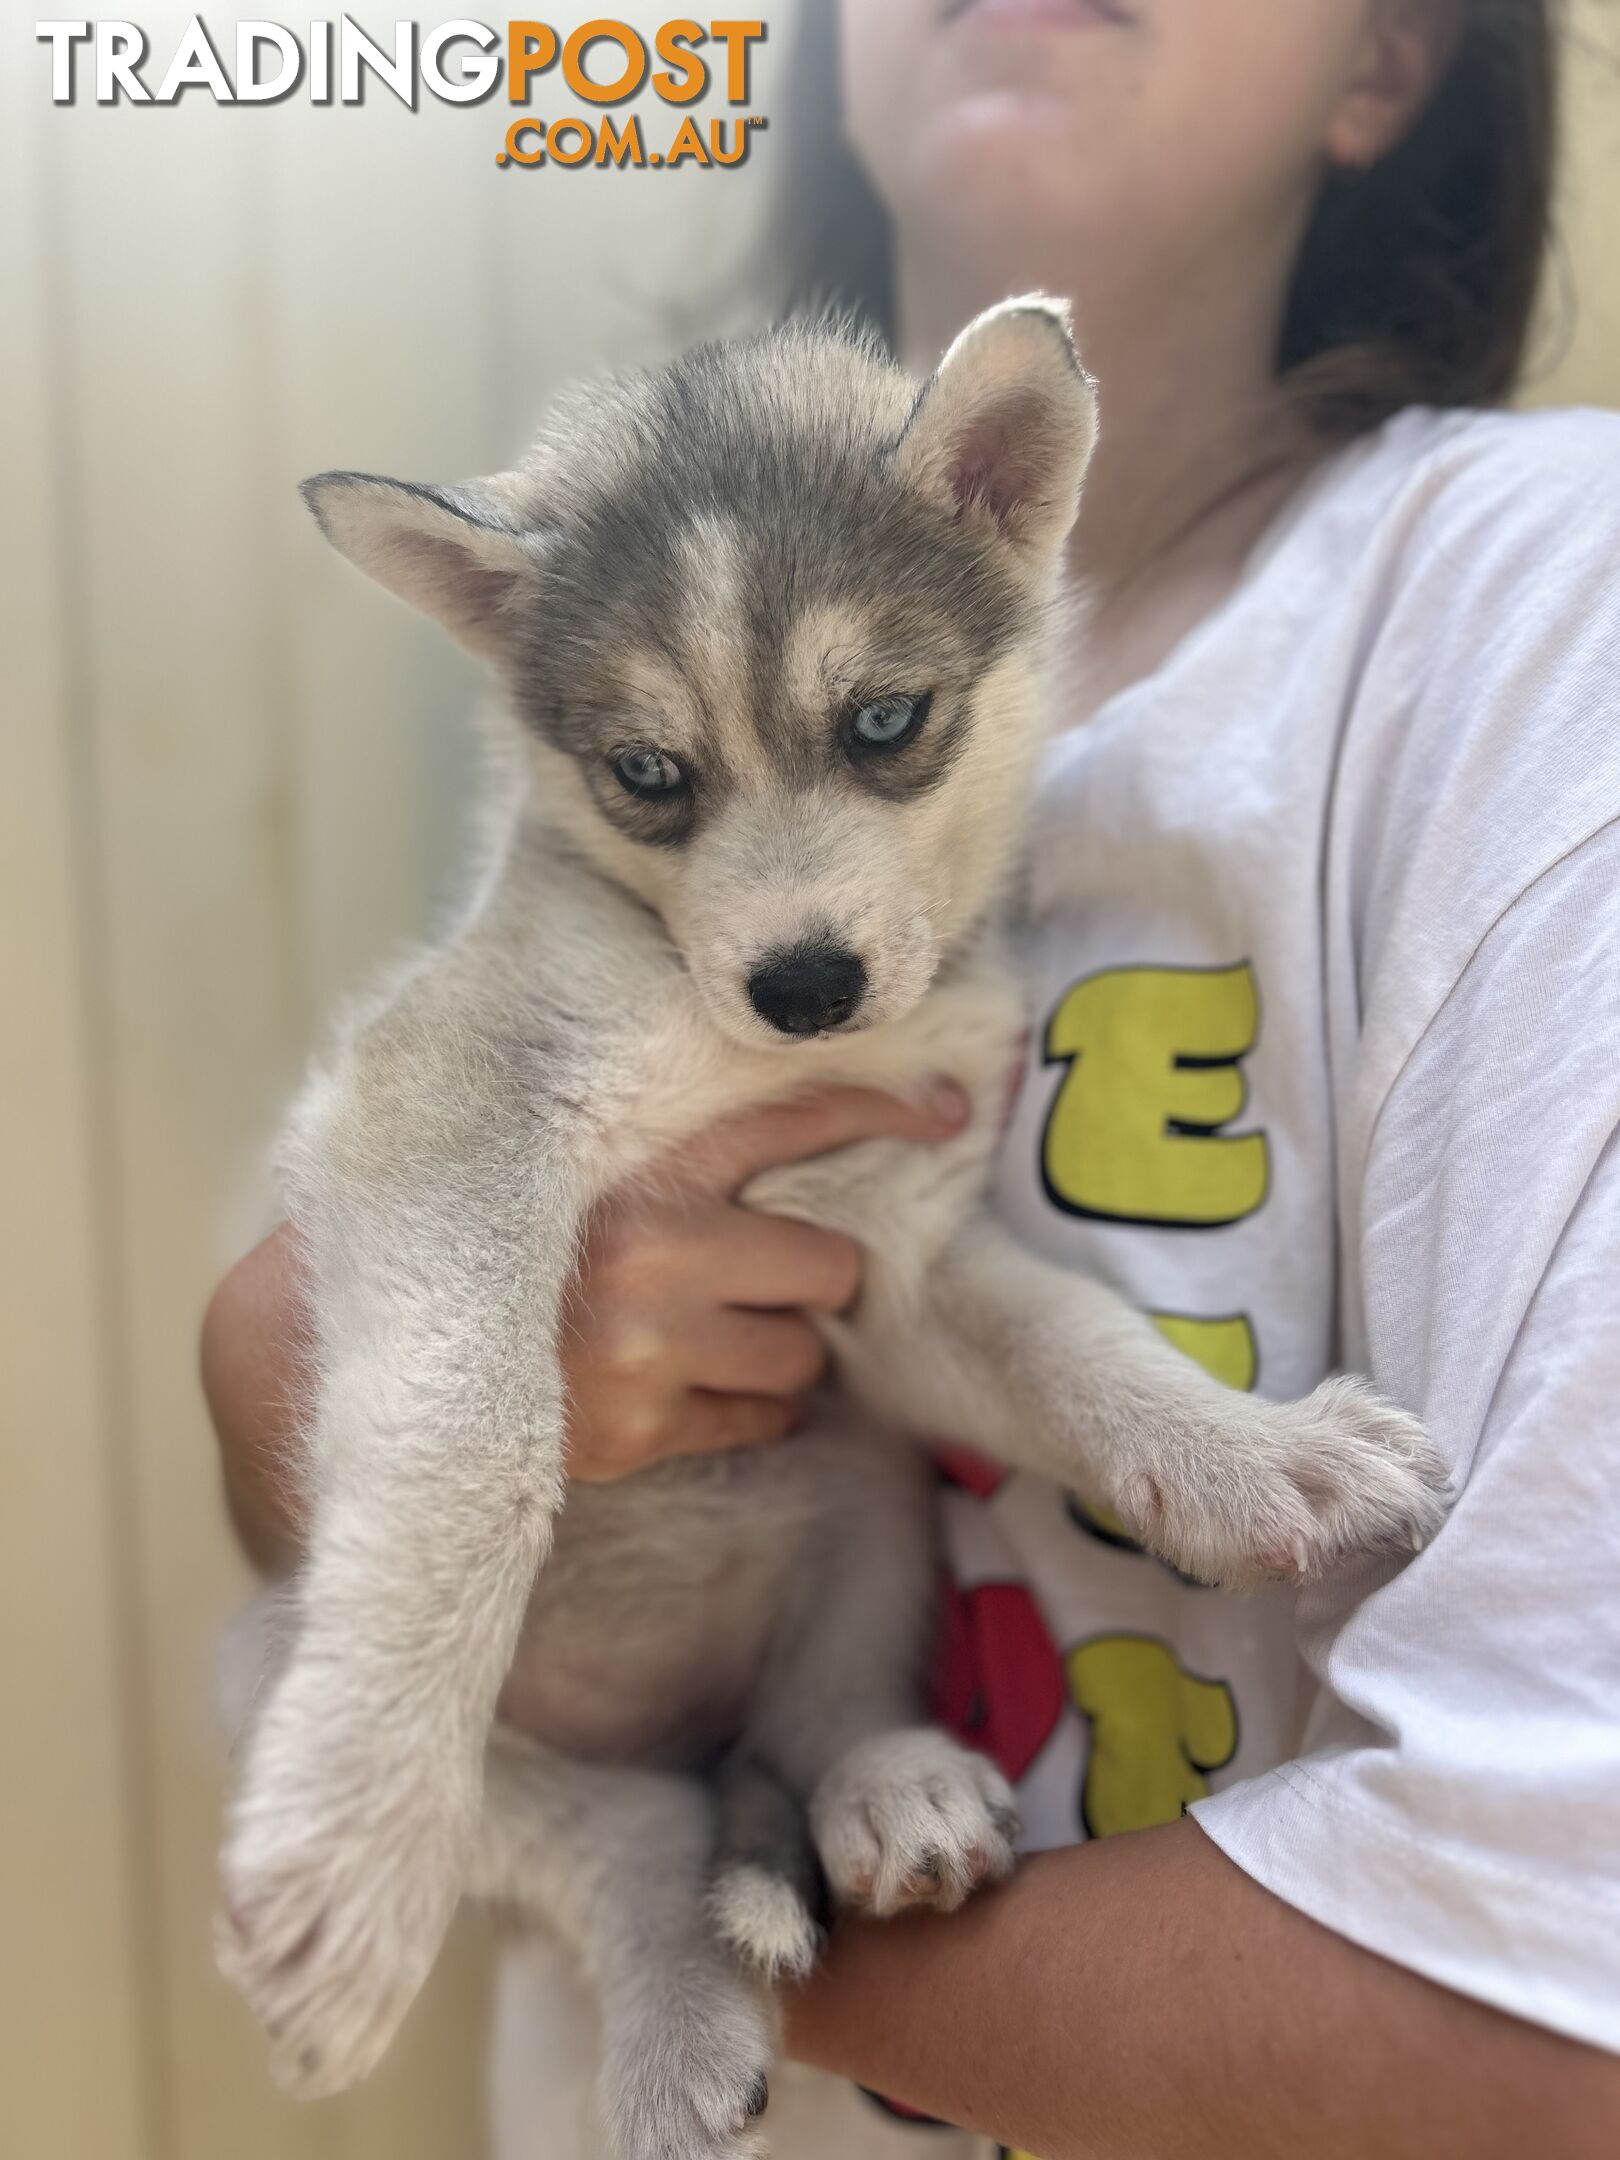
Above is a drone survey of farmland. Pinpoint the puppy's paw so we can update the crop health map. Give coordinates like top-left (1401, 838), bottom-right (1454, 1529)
top-left (602, 1959), bottom-right (774, 2160)
top-left (217, 1680), bottom-right (470, 2097)
top-left (1123, 1376), bottom-right (1451, 1591)
top-left (810, 1729), bottom-right (1019, 1920)
top-left (711, 1862), bottom-right (823, 1984)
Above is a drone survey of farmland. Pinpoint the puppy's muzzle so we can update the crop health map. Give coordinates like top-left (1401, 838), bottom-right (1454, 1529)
top-left (747, 944), bottom-right (867, 1037)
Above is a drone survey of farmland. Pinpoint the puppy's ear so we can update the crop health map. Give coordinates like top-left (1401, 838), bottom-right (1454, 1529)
top-left (300, 471), bottom-right (547, 661)
top-left (887, 297), bottom-right (1098, 564)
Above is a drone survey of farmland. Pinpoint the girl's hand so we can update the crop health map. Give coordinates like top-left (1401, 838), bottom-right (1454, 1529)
top-left (203, 1083), bottom-right (969, 1566)
top-left (561, 1084), bottom-right (969, 1480)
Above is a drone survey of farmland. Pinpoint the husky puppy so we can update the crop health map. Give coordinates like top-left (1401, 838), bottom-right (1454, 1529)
top-left (217, 302), bottom-right (1447, 2154)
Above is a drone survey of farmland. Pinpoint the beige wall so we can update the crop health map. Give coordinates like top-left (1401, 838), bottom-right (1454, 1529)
top-left (1532, 1), bottom-right (1620, 409)
top-left (1, 9), bottom-right (1615, 2160)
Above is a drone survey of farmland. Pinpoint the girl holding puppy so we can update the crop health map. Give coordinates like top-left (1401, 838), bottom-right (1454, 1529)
top-left (207, 3), bottom-right (1620, 2152)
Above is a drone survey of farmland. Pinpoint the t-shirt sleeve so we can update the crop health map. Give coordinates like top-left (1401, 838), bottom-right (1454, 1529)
top-left (1192, 819), bottom-right (1620, 2053)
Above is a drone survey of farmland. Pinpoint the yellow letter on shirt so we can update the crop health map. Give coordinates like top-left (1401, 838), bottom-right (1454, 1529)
top-left (1042, 962), bottom-right (1268, 1226)
top-left (1066, 1636), bottom-right (1238, 1840)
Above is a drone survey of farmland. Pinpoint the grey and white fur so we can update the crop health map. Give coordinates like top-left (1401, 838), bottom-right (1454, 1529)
top-left (217, 301), bottom-right (1448, 2153)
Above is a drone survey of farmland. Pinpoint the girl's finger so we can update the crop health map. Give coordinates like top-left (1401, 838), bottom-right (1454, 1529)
top-left (683, 1081), bottom-right (971, 1197)
top-left (679, 1308), bottom-right (829, 1398)
top-left (690, 1205), bottom-right (866, 1314)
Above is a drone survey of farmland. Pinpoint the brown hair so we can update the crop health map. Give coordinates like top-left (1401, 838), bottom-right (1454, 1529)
top-left (770, 0), bottom-right (1560, 441)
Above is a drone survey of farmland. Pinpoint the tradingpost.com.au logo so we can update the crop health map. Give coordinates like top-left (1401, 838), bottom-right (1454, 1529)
top-left (35, 17), bottom-right (770, 168)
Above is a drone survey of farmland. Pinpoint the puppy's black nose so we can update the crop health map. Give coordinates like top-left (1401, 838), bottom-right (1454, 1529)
top-left (747, 946), bottom-right (867, 1036)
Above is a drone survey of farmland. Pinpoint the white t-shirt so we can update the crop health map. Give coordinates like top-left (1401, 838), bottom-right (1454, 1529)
top-left (490, 404), bottom-right (1620, 2159)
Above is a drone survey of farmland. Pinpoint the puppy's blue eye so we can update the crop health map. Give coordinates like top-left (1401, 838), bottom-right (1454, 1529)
top-left (848, 693), bottom-right (929, 752)
top-left (614, 747), bottom-right (686, 800)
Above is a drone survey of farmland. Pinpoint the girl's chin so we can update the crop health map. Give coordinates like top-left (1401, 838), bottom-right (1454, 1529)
top-left (914, 75), bottom-right (1131, 169)
top-left (890, 103), bottom-right (1116, 226)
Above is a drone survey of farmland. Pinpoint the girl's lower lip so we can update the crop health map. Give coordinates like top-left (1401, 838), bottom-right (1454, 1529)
top-left (947, 0), bottom-right (1132, 28)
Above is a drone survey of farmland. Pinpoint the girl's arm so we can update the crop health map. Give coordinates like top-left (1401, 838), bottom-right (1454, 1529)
top-left (785, 1817), bottom-right (1620, 2160)
top-left (201, 1223), bottom-right (311, 1575)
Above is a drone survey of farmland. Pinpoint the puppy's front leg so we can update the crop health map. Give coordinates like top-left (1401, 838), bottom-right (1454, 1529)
top-left (847, 1217), bottom-right (1449, 1590)
top-left (218, 1053), bottom-right (589, 2096)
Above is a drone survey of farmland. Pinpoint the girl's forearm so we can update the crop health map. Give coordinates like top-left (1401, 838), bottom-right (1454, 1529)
top-left (200, 1223), bottom-right (309, 1575)
top-left (783, 1817), bottom-right (1616, 2160)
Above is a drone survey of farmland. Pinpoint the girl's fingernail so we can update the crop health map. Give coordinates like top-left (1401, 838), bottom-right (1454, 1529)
top-left (925, 1079), bottom-right (971, 1127)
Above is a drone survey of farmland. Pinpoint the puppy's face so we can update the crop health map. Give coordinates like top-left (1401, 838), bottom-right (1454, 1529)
top-left (304, 303), bottom-right (1097, 1047)
top-left (512, 490), bottom-right (1049, 1049)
